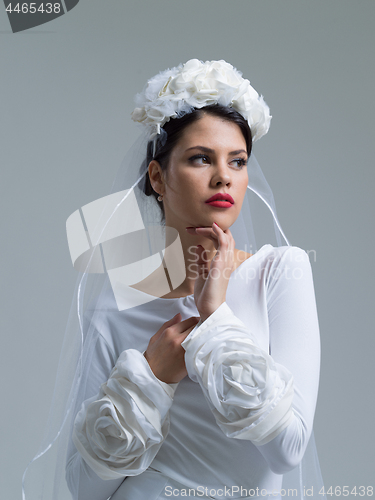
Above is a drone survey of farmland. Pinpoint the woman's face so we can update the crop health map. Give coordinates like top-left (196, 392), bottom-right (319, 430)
top-left (151, 113), bottom-right (249, 232)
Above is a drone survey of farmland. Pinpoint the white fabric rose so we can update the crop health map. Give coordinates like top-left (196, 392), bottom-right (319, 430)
top-left (131, 59), bottom-right (271, 141)
top-left (182, 302), bottom-right (294, 446)
top-left (72, 349), bottom-right (176, 480)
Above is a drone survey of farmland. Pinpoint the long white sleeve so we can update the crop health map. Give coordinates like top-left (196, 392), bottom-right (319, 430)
top-left (181, 246), bottom-right (320, 473)
top-left (72, 349), bottom-right (177, 480)
top-left (66, 331), bottom-right (177, 500)
top-left (66, 333), bottom-right (124, 500)
top-left (182, 302), bottom-right (295, 446)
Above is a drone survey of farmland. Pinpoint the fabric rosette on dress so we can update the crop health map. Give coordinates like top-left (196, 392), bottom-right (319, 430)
top-left (182, 302), bottom-right (294, 446)
top-left (72, 350), bottom-right (178, 480)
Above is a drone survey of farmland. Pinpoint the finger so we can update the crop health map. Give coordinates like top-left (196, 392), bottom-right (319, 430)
top-left (211, 223), bottom-right (231, 256)
top-left (223, 227), bottom-right (234, 241)
top-left (224, 228), bottom-right (235, 253)
top-left (214, 225), bottom-right (235, 250)
top-left (168, 312), bottom-right (182, 324)
top-left (186, 224), bottom-right (235, 256)
top-left (179, 319), bottom-right (201, 340)
top-left (172, 315), bottom-right (200, 334)
top-left (196, 224), bottom-right (234, 248)
top-left (189, 226), bottom-right (220, 250)
top-left (210, 227), bottom-right (235, 271)
top-left (182, 324), bottom-right (198, 338)
top-left (218, 227), bottom-right (235, 256)
top-left (157, 312), bottom-right (181, 335)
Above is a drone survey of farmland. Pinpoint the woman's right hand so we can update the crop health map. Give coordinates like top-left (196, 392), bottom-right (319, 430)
top-left (144, 313), bottom-right (200, 384)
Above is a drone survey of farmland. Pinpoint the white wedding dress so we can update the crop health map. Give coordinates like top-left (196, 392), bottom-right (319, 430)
top-left (66, 244), bottom-right (321, 500)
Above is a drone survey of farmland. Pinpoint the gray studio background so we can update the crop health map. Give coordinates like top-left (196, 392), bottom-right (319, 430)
top-left (1, 1), bottom-right (374, 498)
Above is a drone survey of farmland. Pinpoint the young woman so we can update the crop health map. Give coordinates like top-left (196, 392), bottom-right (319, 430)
top-left (24, 59), bottom-right (325, 500)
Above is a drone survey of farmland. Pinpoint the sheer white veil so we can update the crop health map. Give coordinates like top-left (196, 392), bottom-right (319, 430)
top-left (22, 65), bottom-right (326, 500)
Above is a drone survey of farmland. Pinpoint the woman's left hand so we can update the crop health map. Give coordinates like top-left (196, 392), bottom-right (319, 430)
top-left (186, 223), bottom-right (235, 322)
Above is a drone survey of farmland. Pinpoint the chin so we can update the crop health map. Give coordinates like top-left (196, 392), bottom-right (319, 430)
top-left (204, 214), bottom-right (234, 230)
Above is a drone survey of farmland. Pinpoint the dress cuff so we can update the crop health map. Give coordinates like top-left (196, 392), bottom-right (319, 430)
top-left (181, 302), bottom-right (235, 349)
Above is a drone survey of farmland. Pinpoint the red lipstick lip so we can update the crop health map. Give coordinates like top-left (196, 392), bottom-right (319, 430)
top-left (205, 193), bottom-right (234, 204)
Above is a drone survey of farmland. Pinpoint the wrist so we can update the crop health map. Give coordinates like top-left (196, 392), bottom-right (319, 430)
top-left (199, 300), bottom-right (225, 323)
top-left (143, 351), bottom-right (182, 388)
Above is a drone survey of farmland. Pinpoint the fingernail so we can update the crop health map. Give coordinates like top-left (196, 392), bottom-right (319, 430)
top-left (213, 222), bottom-right (218, 226)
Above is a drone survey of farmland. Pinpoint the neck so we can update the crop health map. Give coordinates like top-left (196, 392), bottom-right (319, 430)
top-left (162, 224), bottom-right (217, 296)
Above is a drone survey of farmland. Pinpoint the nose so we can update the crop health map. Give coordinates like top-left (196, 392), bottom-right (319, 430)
top-left (210, 159), bottom-right (231, 188)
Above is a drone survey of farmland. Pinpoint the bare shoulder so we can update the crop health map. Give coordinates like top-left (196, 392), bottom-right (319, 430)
top-left (233, 248), bottom-right (252, 272)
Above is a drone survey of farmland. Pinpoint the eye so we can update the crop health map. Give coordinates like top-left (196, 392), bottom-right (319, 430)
top-left (188, 154), bottom-right (211, 165)
top-left (231, 158), bottom-right (248, 169)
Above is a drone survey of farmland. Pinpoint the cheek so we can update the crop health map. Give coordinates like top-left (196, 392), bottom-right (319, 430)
top-left (168, 168), bottom-right (202, 196)
top-left (236, 174), bottom-right (249, 208)
top-left (242, 178), bottom-right (249, 197)
top-left (237, 170), bottom-right (249, 193)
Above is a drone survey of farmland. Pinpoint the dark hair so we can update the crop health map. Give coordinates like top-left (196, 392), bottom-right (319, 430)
top-left (141, 104), bottom-right (252, 221)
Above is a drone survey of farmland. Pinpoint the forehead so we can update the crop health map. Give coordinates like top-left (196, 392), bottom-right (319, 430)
top-left (175, 114), bottom-right (247, 151)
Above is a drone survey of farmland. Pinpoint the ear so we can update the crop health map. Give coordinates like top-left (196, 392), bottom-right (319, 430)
top-left (148, 160), bottom-right (165, 195)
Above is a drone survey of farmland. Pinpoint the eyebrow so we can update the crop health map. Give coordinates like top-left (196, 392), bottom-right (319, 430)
top-left (185, 146), bottom-right (247, 156)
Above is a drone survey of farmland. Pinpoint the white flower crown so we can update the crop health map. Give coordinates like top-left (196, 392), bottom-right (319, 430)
top-left (131, 59), bottom-right (271, 142)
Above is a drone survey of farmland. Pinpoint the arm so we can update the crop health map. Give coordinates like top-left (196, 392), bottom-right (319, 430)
top-left (66, 332), bottom-right (177, 500)
top-left (182, 246), bottom-right (320, 474)
top-left (66, 333), bottom-right (124, 500)
top-left (257, 246), bottom-right (320, 473)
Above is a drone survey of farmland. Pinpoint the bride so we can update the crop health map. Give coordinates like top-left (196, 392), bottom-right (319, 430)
top-left (24, 59), bottom-right (324, 500)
